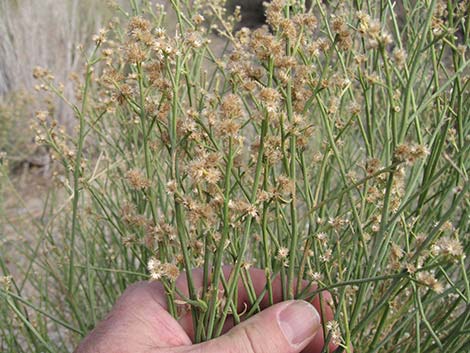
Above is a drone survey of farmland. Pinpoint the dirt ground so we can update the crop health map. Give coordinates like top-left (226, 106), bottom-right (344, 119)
top-left (1, 167), bottom-right (59, 279)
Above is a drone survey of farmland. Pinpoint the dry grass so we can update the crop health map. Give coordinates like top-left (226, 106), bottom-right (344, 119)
top-left (0, 0), bottom-right (126, 165)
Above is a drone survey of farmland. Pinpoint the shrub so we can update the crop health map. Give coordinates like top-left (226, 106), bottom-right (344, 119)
top-left (1, 1), bottom-right (469, 352)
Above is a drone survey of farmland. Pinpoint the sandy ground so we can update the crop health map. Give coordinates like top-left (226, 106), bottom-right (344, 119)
top-left (2, 169), bottom-right (54, 275)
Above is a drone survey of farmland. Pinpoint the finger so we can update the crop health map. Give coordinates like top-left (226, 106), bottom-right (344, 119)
top-left (175, 266), bottom-right (332, 312)
top-left (173, 300), bottom-right (321, 353)
top-left (74, 281), bottom-right (192, 353)
top-left (174, 266), bottom-right (337, 352)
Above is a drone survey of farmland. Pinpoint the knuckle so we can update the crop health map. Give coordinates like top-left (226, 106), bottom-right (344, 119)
top-left (122, 281), bottom-right (146, 295)
top-left (117, 281), bottom-right (147, 305)
top-left (238, 325), bottom-right (265, 353)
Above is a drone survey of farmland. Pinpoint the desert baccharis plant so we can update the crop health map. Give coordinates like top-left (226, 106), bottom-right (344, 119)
top-left (1, 0), bottom-right (469, 352)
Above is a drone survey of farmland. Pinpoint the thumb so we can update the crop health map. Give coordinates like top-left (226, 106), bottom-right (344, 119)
top-left (180, 300), bottom-right (321, 353)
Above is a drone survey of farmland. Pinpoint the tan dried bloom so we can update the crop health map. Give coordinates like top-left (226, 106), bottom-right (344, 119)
top-left (244, 204), bottom-right (259, 219)
top-left (92, 28), bottom-right (108, 45)
top-left (457, 44), bottom-right (467, 57)
top-left (316, 232), bottom-right (328, 245)
top-left (0, 275), bottom-right (13, 291)
top-left (250, 26), bottom-right (281, 60)
top-left (128, 17), bottom-right (153, 45)
top-left (148, 257), bottom-right (164, 280)
top-left (221, 94), bottom-right (243, 119)
top-left (205, 167), bottom-right (222, 185)
top-left (186, 150), bottom-right (223, 185)
top-left (367, 19), bottom-right (381, 38)
top-left (411, 144), bottom-right (430, 159)
top-left (332, 16), bottom-right (348, 34)
top-left (293, 13), bottom-right (317, 30)
top-left (363, 72), bottom-right (380, 85)
top-left (32, 66), bottom-right (51, 79)
top-left (218, 119), bottom-right (241, 137)
top-left (331, 16), bottom-right (352, 50)
top-left (393, 48), bottom-right (407, 69)
top-left (147, 257), bottom-right (180, 282)
top-left (259, 87), bottom-right (281, 112)
top-left (365, 158), bottom-right (381, 175)
top-left (434, 236), bottom-right (464, 259)
top-left (347, 101), bottom-right (361, 115)
top-left (165, 264), bottom-right (180, 282)
top-left (391, 242), bottom-right (404, 260)
top-left (280, 18), bottom-right (297, 41)
top-left (126, 169), bottom-right (151, 189)
top-left (308, 271), bottom-right (323, 283)
top-left (263, 136), bottom-right (283, 165)
top-left (185, 31), bottom-right (204, 49)
top-left (166, 179), bottom-right (177, 195)
top-left (126, 42), bottom-right (147, 63)
top-left (394, 143), bottom-right (429, 164)
top-left (320, 248), bottom-right (332, 263)
top-left (277, 175), bottom-right (295, 195)
top-left (328, 97), bottom-right (339, 115)
top-left (417, 271), bottom-right (444, 294)
top-left (192, 13), bottom-right (205, 25)
top-left (406, 262), bottom-right (417, 274)
top-left (122, 235), bottom-right (137, 247)
top-left (264, 0), bottom-right (285, 29)
top-left (277, 246), bottom-right (289, 258)
top-left (128, 16), bottom-right (151, 36)
top-left (326, 320), bottom-right (343, 346)
top-left (35, 111), bottom-right (48, 123)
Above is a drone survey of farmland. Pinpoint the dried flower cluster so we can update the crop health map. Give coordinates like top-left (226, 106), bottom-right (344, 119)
top-left (147, 257), bottom-right (180, 282)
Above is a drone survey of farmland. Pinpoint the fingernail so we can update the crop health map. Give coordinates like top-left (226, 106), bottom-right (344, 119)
top-left (278, 300), bottom-right (321, 347)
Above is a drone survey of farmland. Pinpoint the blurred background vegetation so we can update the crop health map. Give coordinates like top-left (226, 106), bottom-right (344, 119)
top-left (0, 0), bottom-right (125, 170)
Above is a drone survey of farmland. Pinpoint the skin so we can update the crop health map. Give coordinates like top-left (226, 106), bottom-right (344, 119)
top-left (74, 267), bottom-right (338, 353)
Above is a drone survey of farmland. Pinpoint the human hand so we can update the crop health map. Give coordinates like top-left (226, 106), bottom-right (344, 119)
top-left (74, 267), bottom-right (338, 353)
